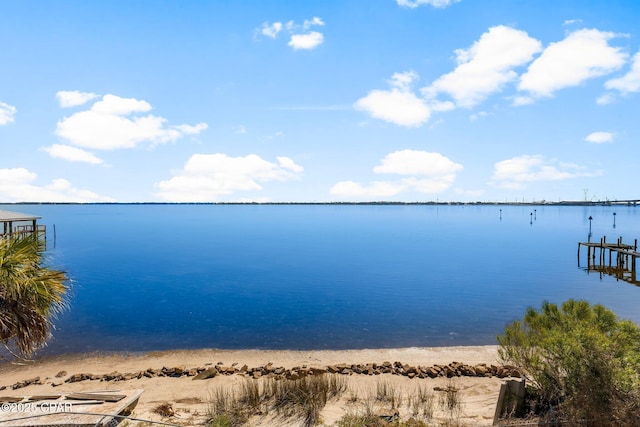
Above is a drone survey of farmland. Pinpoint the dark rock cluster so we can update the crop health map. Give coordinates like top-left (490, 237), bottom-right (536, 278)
top-left (324, 361), bottom-right (522, 379)
top-left (2, 361), bottom-right (521, 390)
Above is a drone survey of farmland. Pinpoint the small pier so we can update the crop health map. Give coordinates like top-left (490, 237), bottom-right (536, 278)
top-left (578, 236), bottom-right (639, 286)
top-left (0, 209), bottom-right (46, 239)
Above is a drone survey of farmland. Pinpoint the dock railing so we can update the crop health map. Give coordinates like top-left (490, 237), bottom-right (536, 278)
top-left (0, 225), bottom-right (47, 240)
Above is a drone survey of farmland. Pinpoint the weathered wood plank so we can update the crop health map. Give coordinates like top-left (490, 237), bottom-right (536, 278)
top-left (0, 389), bottom-right (143, 426)
top-left (65, 392), bottom-right (126, 402)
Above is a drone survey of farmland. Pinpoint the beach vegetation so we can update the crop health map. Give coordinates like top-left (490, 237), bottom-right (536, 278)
top-left (376, 380), bottom-right (403, 408)
top-left (436, 380), bottom-right (463, 427)
top-left (339, 381), bottom-right (440, 427)
top-left (497, 299), bottom-right (640, 425)
top-left (268, 373), bottom-right (347, 426)
top-left (207, 386), bottom-right (251, 427)
top-left (408, 384), bottom-right (435, 420)
top-left (336, 411), bottom-right (433, 427)
top-left (0, 234), bottom-right (69, 358)
top-left (207, 374), bottom-right (347, 427)
top-left (335, 412), bottom-right (387, 427)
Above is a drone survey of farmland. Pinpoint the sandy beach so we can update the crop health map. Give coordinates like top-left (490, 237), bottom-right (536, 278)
top-left (0, 345), bottom-right (516, 426)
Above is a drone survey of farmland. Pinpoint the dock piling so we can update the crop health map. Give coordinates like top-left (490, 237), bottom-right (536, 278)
top-left (578, 236), bottom-right (640, 286)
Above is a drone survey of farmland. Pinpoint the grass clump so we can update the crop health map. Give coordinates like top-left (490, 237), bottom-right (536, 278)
top-left (408, 384), bottom-right (434, 421)
top-left (268, 374), bottom-right (347, 426)
top-left (375, 381), bottom-right (402, 409)
top-left (341, 380), bottom-right (438, 427)
top-left (335, 413), bottom-right (387, 427)
top-left (207, 373), bottom-right (346, 427)
top-left (208, 380), bottom-right (266, 427)
top-left (207, 387), bottom-right (249, 427)
top-left (336, 412), bottom-right (431, 427)
top-left (437, 380), bottom-right (463, 426)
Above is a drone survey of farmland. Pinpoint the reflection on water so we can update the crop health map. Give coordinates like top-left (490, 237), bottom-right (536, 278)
top-left (579, 236), bottom-right (639, 286)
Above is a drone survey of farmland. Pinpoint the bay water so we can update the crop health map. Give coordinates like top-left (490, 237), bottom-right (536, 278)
top-left (2, 203), bottom-right (639, 355)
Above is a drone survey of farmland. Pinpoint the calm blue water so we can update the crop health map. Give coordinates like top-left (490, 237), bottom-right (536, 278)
top-left (2, 204), bottom-right (639, 355)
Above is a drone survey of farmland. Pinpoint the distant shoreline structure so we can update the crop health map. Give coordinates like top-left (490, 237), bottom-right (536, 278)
top-left (1, 200), bottom-right (639, 207)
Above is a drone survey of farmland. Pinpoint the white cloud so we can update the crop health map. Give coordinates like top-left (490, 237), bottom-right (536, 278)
top-left (354, 72), bottom-right (431, 127)
top-left (234, 125), bottom-right (248, 134)
top-left (56, 90), bottom-right (99, 108)
top-left (0, 168), bottom-right (113, 202)
top-left (355, 90), bottom-right (430, 127)
top-left (303, 17), bottom-right (325, 29)
top-left (277, 156), bottom-right (304, 173)
top-left (425, 25), bottom-right (542, 108)
top-left (519, 29), bottom-right (628, 98)
top-left (396, 0), bottom-right (460, 8)
top-left (330, 150), bottom-right (462, 198)
top-left (0, 102), bottom-right (16, 125)
top-left (288, 31), bottom-right (324, 50)
top-left (512, 96), bottom-right (534, 106)
top-left (596, 93), bottom-right (616, 105)
top-left (491, 155), bottom-right (602, 189)
top-left (389, 71), bottom-right (418, 91)
top-left (429, 100), bottom-right (455, 112)
top-left (42, 144), bottom-right (104, 164)
top-left (260, 21), bottom-right (283, 39)
top-left (174, 123), bottom-right (209, 135)
top-left (400, 176), bottom-right (458, 193)
top-left (55, 94), bottom-right (207, 150)
top-left (373, 149), bottom-right (463, 176)
top-left (585, 131), bottom-right (614, 144)
top-left (258, 17), bottom-right (325, 50)
top-left (605, 51), bottom-right (640, 95)
top-left (563, 19), bottom-right (583, 26)
top-left (155, 153), bottom-right (303, 202)
top-left (91, 94), bottom-right (151, 115)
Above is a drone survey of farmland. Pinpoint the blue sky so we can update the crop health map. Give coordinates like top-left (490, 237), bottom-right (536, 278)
top-left (1, 0), bottom-right (639, 203)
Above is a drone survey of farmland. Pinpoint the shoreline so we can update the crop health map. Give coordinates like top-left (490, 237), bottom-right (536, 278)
top-left (3, 344), bottom-right (502, 367)
top-left (3, 200), bottom-right (638, 205)
top-left (0, 345), bottom-right (509, 426)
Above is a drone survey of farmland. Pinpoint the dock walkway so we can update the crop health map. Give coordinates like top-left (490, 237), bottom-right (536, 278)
top-left (578, 236), bottom-right (639, 285)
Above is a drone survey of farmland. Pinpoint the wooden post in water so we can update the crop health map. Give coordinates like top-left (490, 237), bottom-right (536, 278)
top-left (609, 242), bottom-right (612, 266)
top-left (632, 250), bottom-right (637, 283)
top-left (577, 242), bottom-right (581, 266)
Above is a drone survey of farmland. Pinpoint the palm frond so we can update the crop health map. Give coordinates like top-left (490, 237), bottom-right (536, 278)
top-left (0, 234), bottom-right (69, 357)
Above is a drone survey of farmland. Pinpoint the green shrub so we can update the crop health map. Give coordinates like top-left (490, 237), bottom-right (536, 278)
top-left (497, 299), bottom-right (640, 425)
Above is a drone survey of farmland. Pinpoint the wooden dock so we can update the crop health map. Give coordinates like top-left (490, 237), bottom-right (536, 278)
top-left (578, 236), bottom-right (639, 286)
top-left (0, 210), bottom-right (46, 240)
top-left (0, 389), bottom-right (143, 426)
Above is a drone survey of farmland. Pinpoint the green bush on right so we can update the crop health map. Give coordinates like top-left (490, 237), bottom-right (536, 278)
top-left (497, 299), bottom-right (640, 426)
